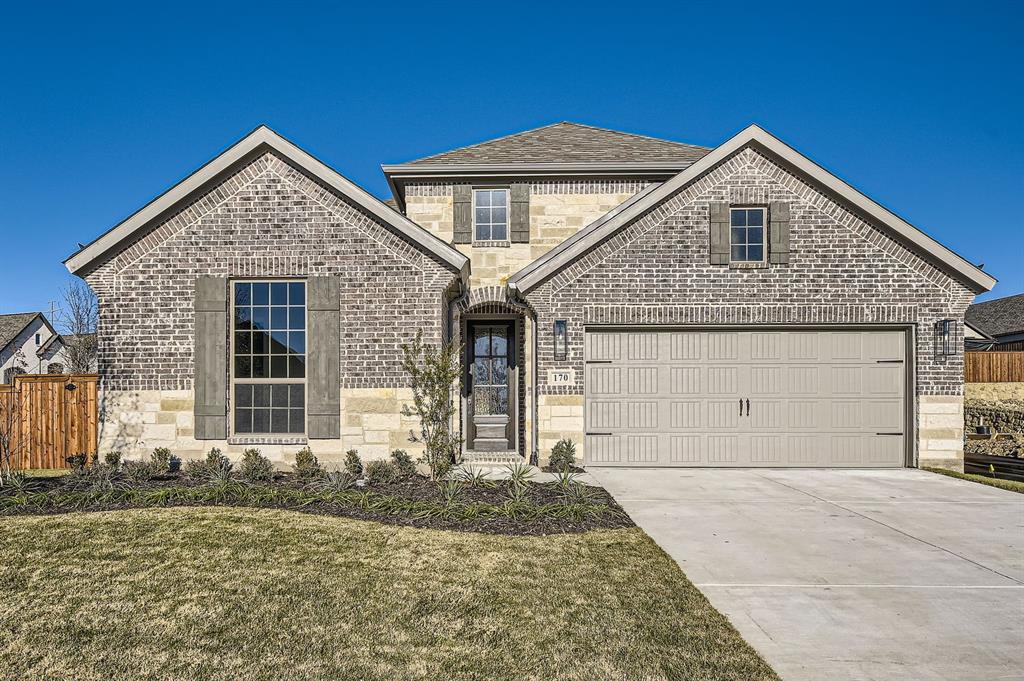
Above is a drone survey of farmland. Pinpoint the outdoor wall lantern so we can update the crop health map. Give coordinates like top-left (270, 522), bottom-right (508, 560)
top-left (553, 320), bottom-right (568, 361)
top-left (936, 319), bottom-right (958, 356)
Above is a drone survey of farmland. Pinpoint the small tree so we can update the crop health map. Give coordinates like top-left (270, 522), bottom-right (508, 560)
top-left (56, 280), bottom-right (98, 374)
top-left (0, 350), bottom-right (28, 484)
top-left (401, 331), bottom-right (462, 480)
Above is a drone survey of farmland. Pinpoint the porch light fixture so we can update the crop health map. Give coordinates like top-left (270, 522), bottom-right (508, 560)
top-left (553, 320), bottom-right (568, 361)
top-left (936, 319), bottom-right (958, 356)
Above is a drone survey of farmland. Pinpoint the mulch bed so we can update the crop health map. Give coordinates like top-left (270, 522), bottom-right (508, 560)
top-left (9, 472), bottom-right (635, 537)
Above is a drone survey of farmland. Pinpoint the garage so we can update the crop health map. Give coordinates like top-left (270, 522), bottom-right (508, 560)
top-left (584, 328), bottom-right (908, 467)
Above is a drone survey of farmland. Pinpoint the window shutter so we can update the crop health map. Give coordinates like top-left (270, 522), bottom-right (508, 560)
top-left (510, 183), bottom-right (530, 243)
top-left (306, 276), bottom-right (341, 439)
top-left (194, 276), bottom-right (228, 439)
top-left (709, 202), bottom-right (730, 265)
top-left (453, 185), bottom-right (472, 244)
top-left (769, 201), bottom-right (791, 264)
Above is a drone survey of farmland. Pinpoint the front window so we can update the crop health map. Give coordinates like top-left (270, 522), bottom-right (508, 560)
top-left (473, 188), bottom-right (508, 241)
top-left (232, 280), bottom-right (306, 435)
top-left (730, 207), bottom-right (766, 263)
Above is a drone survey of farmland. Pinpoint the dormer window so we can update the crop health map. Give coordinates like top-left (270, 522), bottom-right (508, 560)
top-left (473, 188), bottom-right (509, 242)
top-left (730, 207), bottom-right (766, 263)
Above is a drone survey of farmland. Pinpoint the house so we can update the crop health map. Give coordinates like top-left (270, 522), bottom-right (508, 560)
top-left (64, 122), bottom-right (995, 471)
top-left (0, 312), bottom-right (68, 382)
top-left (965, 294), bottom-right (1024, 351)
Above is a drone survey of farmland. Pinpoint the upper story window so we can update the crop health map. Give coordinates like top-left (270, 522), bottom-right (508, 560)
top-left (473, 188), bottom-right (508, 242)
top-left (232, 281), bottom-right (306, 435)
top-left (730, 207), bottom-right (766, 263)
top-left (35, 333), bottom-right (41, 346)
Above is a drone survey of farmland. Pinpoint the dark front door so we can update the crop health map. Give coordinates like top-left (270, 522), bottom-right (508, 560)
top-left (467, 322), bottom-right (515, 451)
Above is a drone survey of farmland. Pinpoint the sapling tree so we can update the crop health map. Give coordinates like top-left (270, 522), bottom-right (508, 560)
top-left (401, 331), bottom-right (463, 480)
top-left (0, 352), bottom-right (28, 485)
top-left (56, 280), bottom-right (98, 374)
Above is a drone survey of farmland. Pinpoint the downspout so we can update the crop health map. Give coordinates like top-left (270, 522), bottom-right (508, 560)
top-left (507, 282), bottom-right (539, 466)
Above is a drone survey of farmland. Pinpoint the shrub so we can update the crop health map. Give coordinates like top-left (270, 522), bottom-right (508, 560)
top-left (401, 331), bottom-right (462, 480)
top-left (364, 459), bottom-right (399, 484)
top-left (185, 447), bottom-right (232, 481)
top-left (65, 453), bottom-right (87, 471)
top-left (239, 448), bottom-right (274, 483)
top-left (151, 447), bottom-right (172, 472)
top-left (306, 469), bottom-right (355, 493)
top-left (103, 451), bottom-right (122, 469)
top-left (293, 447), bottom-right (323, 481)
top-left (122, 459), bottom-right (162, 484)
top-left (343, 449), bottom-right (363, 478)
top-left (390, 449), bottom-right (417, 479)
top-left (549, 439), bottom-right (577, 472)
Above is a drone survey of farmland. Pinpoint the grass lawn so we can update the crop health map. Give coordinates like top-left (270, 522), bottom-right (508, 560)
top-left (0, 507), bottom-right (777, 681)
top-left (925, 466), bottom-right (1024, 494)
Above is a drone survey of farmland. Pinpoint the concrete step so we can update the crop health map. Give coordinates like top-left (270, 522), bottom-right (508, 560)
top-left (471, 437), bottom-right (511, 452)
top-left (474, 423), bottom-right (508, 439)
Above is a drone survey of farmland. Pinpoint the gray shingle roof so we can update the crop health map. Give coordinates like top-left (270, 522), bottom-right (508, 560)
top-left (0, 313), bottom-right (40, 352)
top-left (400, 122), bottom-right (711, 166)
top-left (966, 294), bottom-right (1024, 338)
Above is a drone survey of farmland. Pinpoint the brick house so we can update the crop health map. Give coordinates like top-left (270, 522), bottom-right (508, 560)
top-left (65, 122), bottom-right (994, 470)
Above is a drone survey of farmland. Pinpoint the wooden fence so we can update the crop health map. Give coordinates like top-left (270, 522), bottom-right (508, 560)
top-left (0, 374), bottom-right (98, 470)
top-left (965, 352), bottom-right (1024, 383)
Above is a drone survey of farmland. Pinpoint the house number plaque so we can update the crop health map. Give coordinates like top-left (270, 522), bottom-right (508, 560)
top-left (547, 369), bottom-right (576, 386)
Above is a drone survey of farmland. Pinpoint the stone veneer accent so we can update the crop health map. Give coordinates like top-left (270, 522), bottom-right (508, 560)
top-left (85, 151), bottom-right (458, 462)
top-left (405, 180), bottom-right (652, 288)
top-left (522, 147), bottom-right (976, 470)
top-left (98, 387), bottom-right (422, 465)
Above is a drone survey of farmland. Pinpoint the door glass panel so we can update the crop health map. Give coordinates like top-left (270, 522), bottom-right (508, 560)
top-left (471, 325), bottom-right (512, 416)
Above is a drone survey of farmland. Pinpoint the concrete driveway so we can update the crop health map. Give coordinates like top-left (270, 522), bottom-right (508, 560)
top-left (589, 468), bottom-right (1024, 681)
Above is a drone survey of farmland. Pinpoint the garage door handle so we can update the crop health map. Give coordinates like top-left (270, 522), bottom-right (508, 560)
top-left (739, 398), bottom-right (743, 416)
top-left (876, 432), bottom-right (903, 436)
top-left (746, 399), bottom-right (750, 416)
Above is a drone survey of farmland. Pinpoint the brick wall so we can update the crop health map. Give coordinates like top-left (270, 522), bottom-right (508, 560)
top-left (524, 146), bottom-right (977, 468)
top-left (84, 151), bottom-right (459, 461)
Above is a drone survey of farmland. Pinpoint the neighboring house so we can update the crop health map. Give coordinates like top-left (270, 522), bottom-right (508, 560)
top-left (0, 312), bottom-right (67, 382)
top-left (65, 122), bottom-right (995, 471)
top-left (965, 293), bottom-right (1024, 351)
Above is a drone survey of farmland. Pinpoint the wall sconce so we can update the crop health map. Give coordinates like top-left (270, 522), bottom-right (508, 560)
top-left (935, 319), bottom-right (958, 356)
top-left (553, 320), bottom-right (568, 361)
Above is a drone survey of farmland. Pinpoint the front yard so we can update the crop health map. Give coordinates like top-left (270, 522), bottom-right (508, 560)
top-left (0, 507), bottom-right (778, 681)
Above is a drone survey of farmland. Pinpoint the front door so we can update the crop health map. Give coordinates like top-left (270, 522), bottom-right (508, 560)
top-left (468, 322), bottom-right (515, 451)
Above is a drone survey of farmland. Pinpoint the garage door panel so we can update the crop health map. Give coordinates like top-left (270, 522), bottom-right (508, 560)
top-left (627, 367), bottom-right (658, 394)
top-left (587, 434), bottom-right (622, 463)
top-left (708, 400), bottom-right (741, 429)
top-left (708, 366), bottom-right (740, 394)
top-left (585, 329), bottom-right (906, 468)
top-left (588, 366), bottom-right (620, 394)
top-left (708, 435), bottom-right (739, 463)
top-left (750, 400), bottom-right (784, 430)
top-left (670, 366), bottom-right (701, 394)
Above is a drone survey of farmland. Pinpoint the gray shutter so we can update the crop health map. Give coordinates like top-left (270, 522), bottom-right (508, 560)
top-left (453, 185), bottom-right (472, 244)
top-left (709, 201), bottom-right (730, 265)
top-left (769, 201), bottom-right (791, 264)
top-left (194, 276), bottom-right (228, 439)
top-left (306, 276), bottom-right (341, 439)
top-left (510, 183), bottom-right (530, 243)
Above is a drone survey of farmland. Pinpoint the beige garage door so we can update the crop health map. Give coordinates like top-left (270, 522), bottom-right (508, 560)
top-left (584, 329), bottom-right (907, 467)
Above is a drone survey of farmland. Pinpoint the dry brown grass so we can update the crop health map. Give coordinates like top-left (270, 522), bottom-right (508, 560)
top-left (0, 507), bottom-right (777, 681)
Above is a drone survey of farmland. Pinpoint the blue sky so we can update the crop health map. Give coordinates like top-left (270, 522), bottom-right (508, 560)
top-left (0, 0), bottom-right (1020, 314)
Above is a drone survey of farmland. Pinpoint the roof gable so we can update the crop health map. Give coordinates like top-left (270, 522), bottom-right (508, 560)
top-left (395, 122), bottom-right (711, 167)
top-left (966, 293), bottom-right (1024, 337)
top-left (65, 126), bottom-right (470, 277)
top-left (508, 125), bottom-right (996, 294)
top-left (0, 313), bottom-right (56, 355)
